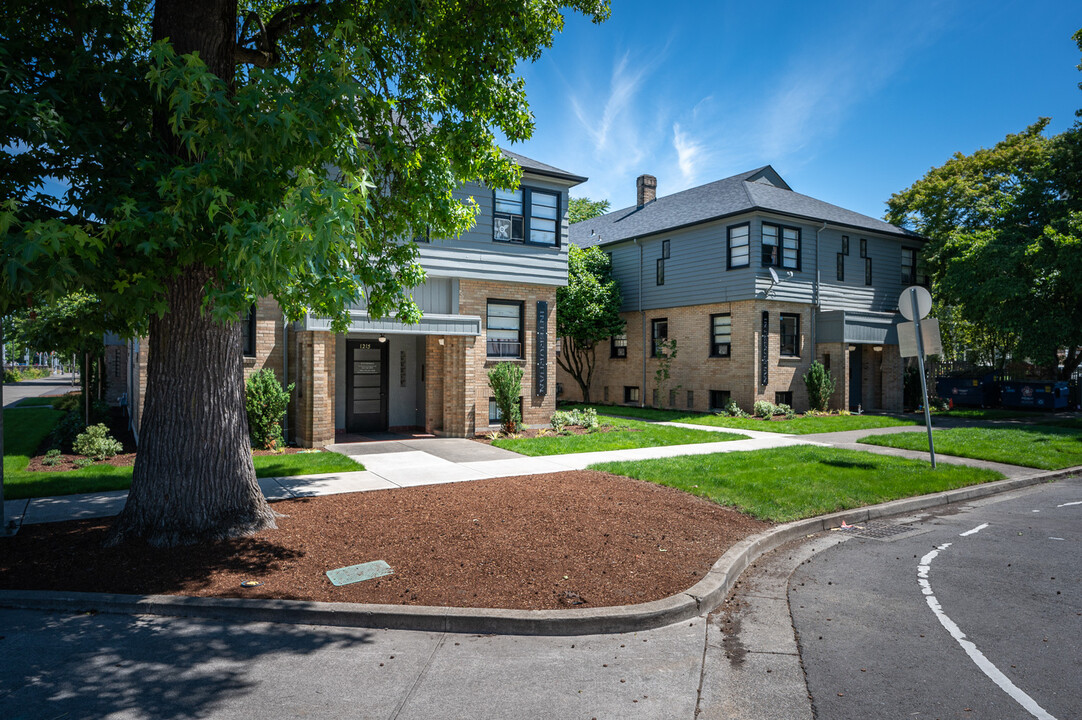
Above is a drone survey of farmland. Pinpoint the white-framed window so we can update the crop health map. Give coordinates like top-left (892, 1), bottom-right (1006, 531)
top-left (611, 333), bottom-right (628, 358)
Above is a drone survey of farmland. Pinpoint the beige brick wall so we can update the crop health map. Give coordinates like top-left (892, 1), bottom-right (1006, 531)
top-left (558, 299), bottom-right (818, 413)
top-left (242, 297), bottom-right (285, 383)
top-left (457, 279), bottom-right (558, 434)
top-left (292, 330), bottom-right (336, 447)
top-left (815, 342), bottom-right (849, 411)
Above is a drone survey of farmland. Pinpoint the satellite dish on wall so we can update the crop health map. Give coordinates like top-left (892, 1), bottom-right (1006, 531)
top-left (768, 267), bottom-right (780, 284)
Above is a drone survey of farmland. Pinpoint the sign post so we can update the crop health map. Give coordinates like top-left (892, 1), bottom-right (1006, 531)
top-left (899, 286), bottom-right (936, 468)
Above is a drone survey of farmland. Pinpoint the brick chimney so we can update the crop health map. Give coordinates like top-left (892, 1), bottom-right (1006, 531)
top-left (636, 174), bottom-right (657, 208)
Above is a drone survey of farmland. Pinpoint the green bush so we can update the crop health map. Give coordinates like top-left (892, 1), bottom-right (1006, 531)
top-left (73, 423), bottom-right (123, 460)
top-left (54, 393), bottom-right (82, 413)
top-left (487, 361), bottom-right (524, 434)
top-left (73, 457), bottom-right (96, 469)
top-left (802, 361), bottom-right (837, 412)
top-left (721, 398), bottom-right (749, 418)
top-left (245, 369), bottom-right (295, 450)
top-left (776, 403), bottom-right (796, 420)
top-left (550, 407), bottom-right (599, 433)
top-left (50, 410), bottom-right (87, 452)
top-left (3, 368), bottom-right (20, 383)
top-left (753, 400), bottom-right (777, 419)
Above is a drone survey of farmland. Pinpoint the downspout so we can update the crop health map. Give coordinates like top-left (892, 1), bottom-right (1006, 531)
top-left (814, 221), bottom-right (826, 355)
top-left (282, 320), bottom-right (290, 445)
top-left (635, 238), bottom-right (645, 408)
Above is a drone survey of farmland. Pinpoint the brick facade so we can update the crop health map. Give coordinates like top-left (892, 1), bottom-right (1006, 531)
top-left (558, 299), bottom-right (904, 413)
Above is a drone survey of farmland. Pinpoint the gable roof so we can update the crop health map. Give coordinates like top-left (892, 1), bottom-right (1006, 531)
top-left (503, 148), bottom-right (588, 184)
top-left (570, 166), bottom-right (920, 247)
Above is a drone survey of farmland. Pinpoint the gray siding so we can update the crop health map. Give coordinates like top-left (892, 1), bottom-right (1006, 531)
top-left (417, 175), bottom-right (571, 286)
top-left (608, 214), bottom-right (758, 313)
top-left (601, 211), bottom-right (921, 314)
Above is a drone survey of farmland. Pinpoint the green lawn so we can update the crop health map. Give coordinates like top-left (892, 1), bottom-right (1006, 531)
top-left (8, 396), bottom-right (72, 409)
top-left (931, 408), bottom-right (1051, 420)
top-left (858, 425), bottom-right (1082, 470)
top-left (2, 408), bottom-right (365, 500)
top-left (591, 445), bottom-right (1003, 523)
top-left (491, 415), bottom-right (746, 456)
top-left (561, 403), bottom-right (916, 435)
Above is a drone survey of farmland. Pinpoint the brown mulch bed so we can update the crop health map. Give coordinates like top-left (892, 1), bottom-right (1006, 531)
top-left (0, 471), bottom-right (770, 610)
top-left (473, 424), bottom-right (640, 443)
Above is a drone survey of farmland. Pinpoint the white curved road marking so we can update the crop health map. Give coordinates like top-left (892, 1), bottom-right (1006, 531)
top-left (1055, 501), bottom-right (1082, 508)
top-left (918, 541), bottom-right (1058, 720)
top-left (959, 523), bottom-right (988, 537)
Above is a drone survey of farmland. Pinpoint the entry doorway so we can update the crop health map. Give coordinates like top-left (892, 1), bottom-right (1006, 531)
top-left (346, 339), bottom-right (389, 433)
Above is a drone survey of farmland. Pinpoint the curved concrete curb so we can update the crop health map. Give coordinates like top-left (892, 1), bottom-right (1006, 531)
top-left (1, 467), bottom-right (1076, 636)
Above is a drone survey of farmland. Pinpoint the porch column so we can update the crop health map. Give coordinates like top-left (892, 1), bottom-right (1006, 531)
top-left (880, 344), bottom-right (904, 412)
top-left (294, 330), bottom-right (336, 447)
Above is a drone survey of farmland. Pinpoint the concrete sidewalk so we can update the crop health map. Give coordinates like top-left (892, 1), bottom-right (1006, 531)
top-left (4, 428), bottom-right (811, 528)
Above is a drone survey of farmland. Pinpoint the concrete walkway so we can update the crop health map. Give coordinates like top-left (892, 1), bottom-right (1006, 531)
top-left (6, 409), bottom-right (1073, 530)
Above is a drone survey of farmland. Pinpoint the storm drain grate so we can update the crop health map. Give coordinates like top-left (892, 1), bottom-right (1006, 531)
top-left (853, 524), bottom-right (925, 541)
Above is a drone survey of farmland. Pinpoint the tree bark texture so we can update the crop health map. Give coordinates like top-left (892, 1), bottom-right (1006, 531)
top-left (109, 265), bottom-right (275, 546)
top-left (109, 0), bottom-right (275, 545)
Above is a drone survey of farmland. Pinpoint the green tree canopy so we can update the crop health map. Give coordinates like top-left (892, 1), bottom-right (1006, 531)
top-left (886, 30), bottom-right (1082, 378)
top-left (1, 0), bottom-right (610, 545)
top-left (556, 244), bottom-right (623, 403)
top-left (568, 196), bottom-right (611, 224)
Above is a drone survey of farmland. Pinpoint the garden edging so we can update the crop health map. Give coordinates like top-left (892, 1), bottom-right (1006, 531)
top-left (1, 466), bottom-right (1076, 635)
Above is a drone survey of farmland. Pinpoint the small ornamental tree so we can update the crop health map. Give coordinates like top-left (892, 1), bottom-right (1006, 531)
top-left (487, 361), bottom-right (524, 434)
top-left (803, 360), bottom-right (836, 412)
top-left (556, 245), bottom-right (624, 403)
top-left (653, 338), bottom-right (680, 408)
top-left (245, 369), bottom-right (295, 450)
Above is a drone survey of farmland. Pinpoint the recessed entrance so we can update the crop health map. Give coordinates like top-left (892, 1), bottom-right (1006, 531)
top-left (346, 339), bottom-right (389, 433)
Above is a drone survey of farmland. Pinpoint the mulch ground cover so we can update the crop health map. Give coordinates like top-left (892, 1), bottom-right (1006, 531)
top-left (0, 470), bottom-right (769, 610)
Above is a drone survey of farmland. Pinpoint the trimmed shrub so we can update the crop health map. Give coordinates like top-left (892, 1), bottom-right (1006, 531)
top-left (753, 400), bottom-right (777, 419)
top-left (803, 361), bottom-right (837, 412)
top-left (3, 369), bottom-right (20, 383)
top-left (487, 362), bottom-right (524, 434)
top-left (776, 403), bottom-right (796, 420)
top-left (73, 423), bottom-right (123, 460)
top-left (245, 369), bottom-right (295, 450)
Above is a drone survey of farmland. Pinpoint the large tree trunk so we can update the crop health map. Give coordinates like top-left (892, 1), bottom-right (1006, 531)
top-left (109, 266), bottom-right (275, 546)
top-left (108, 0), bottom-right (275, 546)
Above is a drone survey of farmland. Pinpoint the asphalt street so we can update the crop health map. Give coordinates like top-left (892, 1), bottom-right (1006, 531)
top-left (790, 475), bottom-right (1082, 720)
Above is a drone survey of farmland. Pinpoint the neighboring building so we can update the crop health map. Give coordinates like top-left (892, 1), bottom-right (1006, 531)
top-left (560, 167), bottom-right (926, 413)
top-left (127, 151), bottom-right (586, 446)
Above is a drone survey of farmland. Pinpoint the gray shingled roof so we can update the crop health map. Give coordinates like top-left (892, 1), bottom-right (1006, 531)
top-left (503, 148), bottom-right (587, 184)
top-left (570, 166), bottom-right (919, 247)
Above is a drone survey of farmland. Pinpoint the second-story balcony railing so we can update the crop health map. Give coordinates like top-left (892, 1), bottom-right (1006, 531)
top-left (486, 340), bottom-right (523, 359)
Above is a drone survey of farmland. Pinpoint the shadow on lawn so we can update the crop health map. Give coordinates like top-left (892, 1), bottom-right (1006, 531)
top-left (0, 607), bottom-right (374, 720)
top-left (819, 458), bottom-right (878, 471)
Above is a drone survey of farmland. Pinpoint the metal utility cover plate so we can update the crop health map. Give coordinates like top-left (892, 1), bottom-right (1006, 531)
top-left (854, 524), bottom-right (932, 542)
top-left (326, 560), bottom-right (394, 586)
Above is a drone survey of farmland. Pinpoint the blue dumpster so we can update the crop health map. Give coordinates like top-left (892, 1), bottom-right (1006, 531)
top-left (999, 381), bottom-right (1070, 411)
top-left (936, 376), bottom-right (990, 407)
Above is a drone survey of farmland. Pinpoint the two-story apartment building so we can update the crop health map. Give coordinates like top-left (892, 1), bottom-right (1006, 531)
top-left (125, 151), bottom-right (586, 446)
top-left (561, 167), bottom-right (925, 413)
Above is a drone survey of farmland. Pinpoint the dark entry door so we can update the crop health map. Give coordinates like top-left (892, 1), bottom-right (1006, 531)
top-left (849, 346), bottom-right (862, 410)
top-left (346, 339), bottom-right (389, 433)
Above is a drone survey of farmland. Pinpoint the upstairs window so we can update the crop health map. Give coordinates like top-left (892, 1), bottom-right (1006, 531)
top-left (901, 247), bottom-right (927, 286)
top-left (865, 257), bottom-right (873, 286)
top-left (493, 186), bottom-right (560, 247)
top-left (762, 223), bottom-right (800, 270)
top-left (836, 253), bottom-right (845, 282)
top-left (710, 314), bottom-right (731, 357)
top-left (486, 300), bottom-right (524, 358)
top-left (727, 223), bottom-right (750, 269)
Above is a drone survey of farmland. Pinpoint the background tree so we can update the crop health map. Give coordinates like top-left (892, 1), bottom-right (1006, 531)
top-left (886, 30), bottom-right (1082, 379)
top-left (1, 0), bottom-right (609, 546)
top-left (556, 245), bottom-right (624, 403)
top-left (568, 196), bottom-right (611, 224)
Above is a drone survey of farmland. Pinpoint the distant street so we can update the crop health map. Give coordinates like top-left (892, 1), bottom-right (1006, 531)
top-left (2, 373), bottom-right (78, 408)
top-left (791, 475), bottom-right (1082, 720)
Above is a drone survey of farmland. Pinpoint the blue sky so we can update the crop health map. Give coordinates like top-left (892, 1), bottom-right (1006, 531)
top-left (504, 0), bottom-right (1081, 221)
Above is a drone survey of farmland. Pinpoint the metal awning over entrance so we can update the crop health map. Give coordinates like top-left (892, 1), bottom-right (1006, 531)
top-left (304, 311), bottom-right (482, 336)
top-left (817, 310), bottom-right (901, 345)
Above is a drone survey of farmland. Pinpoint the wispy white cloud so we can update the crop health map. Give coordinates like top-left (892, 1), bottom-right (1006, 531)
top-left (672, 122), bottom-right (707, 185)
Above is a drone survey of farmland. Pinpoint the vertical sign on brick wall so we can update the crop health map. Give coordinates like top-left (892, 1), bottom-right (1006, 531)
top-left (760, 311), bottom-right (770, 386)
top-left (536, 301), bottom-right (548, 396)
